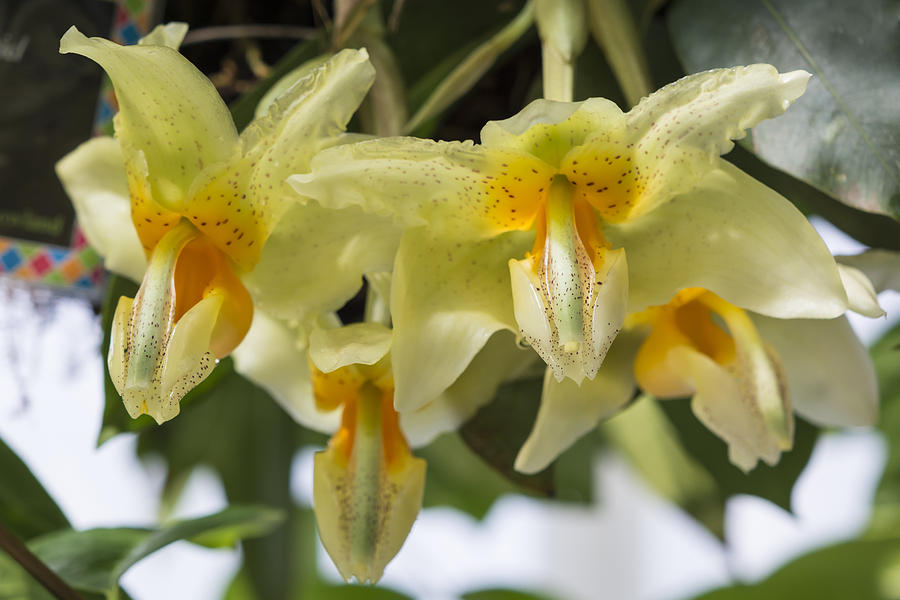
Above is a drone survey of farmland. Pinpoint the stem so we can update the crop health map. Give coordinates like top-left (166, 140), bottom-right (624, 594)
top-left (541, 44), bottom-right (574, 102)
top-left (181, 25), bottom-right (317, 46)
top-left (0, 522), bottom-right (83, 600)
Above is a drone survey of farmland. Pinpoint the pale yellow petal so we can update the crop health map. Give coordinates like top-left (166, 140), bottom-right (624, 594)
top-left (838, 250), bottom-right (900, 294)
top-left (55, 136), bottom-right (146, 282)
top-left (838, 264), bottom-right (885, 318)
top-left (231, 310), bottom-right (340, 433)
top-left (288, 137), bottom-right (554, 240)
top-left (754, 314), bottom-right (878, 428)
top-left (606, 161), bottom-right (847, 319)
top-left (514, 332), bottom-right (639, 474)
top-left (308, 323), bottom-right (393, 373)
top-left (59, 27), bottom-right (238, 211)
top-left (137, 23), bottom-right (189, 49)
top-left (244, 201), bottom-right (400, 322)
top-left (624, 64), bottom-right (809, 215)
top-left (390, 228), bottom-right (532, 412)
top-left (401, 330), bottom-right (536, 447)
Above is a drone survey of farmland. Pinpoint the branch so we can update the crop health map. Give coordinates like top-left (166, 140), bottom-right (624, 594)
top-left (0, 522), bottom-right (82, 600)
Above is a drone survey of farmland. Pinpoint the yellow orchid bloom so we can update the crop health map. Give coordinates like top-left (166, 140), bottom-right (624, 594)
top-left (288, 64), bottom-right (860, 472)
top-left (233, 275), bottom-right (531, 582)
top-left (626, 287), bottom-right (880, 471)
top-left (55, 24), bottom-right (377, 424)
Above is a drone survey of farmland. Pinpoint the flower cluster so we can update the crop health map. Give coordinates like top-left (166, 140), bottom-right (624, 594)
top-left (57, 25), bottom-right (882, 583)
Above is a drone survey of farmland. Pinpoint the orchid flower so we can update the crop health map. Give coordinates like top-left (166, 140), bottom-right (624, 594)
top-left (234, 272), bottom-right (532, 582)
top-left (56, 24), bottom-right (377, 424)
top-left (621, 285), bottom-right (882, 471)
top-left (288, 65), bottom-right (863, 472)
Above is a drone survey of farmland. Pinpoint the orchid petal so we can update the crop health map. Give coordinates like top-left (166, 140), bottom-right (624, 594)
top-left (288, 137), bottom-right (554, 240)
top-left (314, 384), bottom-right (425, 584)
top-left (838, 250), bottom-right (900, 294)
top-left (624, 65), bottom-right (809, 215)
top-left (55, 136), bottom-right (146, 282)
top-left (838, 264), bottom-right (885, 318)
top-left (390, 228), bottom-right (532, 412)
top-left (137, 23), bottom-right (188, 49)
top-left (401, 330), bottom-right (536, 447)
top-left (481, 98), bottom-right (625, 167)
top-left (309, 323), bottom-right (393, 373)
top-left (671, 345), bottom-right (784, 471)
top-left (514, 332), bottom-right (640, 474)
top-left (244, 201), bottom-right (401, 321)
top-left (231, 310), bottom-right (340, 433)
top-left (754, 314), bottom-right (878, 427)
top-left (59, 26), bottom-right (238, 211)
top-left (240, 49), bottom-right (375, 207)
top-left (607, 160), bottom-right (847, 318)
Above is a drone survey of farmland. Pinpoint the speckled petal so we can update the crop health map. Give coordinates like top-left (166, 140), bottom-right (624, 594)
top-left (289, 137), bottom-right (554, 240)
top-left (481, 98), bottom-right (625, 167)
top-left (624, 65), bottom-right (809, 216)
top-left (606, 160), bottom-right (847, 319)
top-left (390, 227), bottom-right (532, 412)
top-left (60, 26), bottom-right (238, 211)
top-left (55, 136), bottom-right (146, 282)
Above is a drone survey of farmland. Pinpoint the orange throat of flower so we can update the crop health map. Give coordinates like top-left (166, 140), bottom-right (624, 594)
top-left (108, 219), bottom-right (253, 424)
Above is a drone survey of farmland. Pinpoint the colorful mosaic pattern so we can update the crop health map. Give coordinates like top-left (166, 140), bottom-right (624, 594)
top-left (0, 0), bottom-right (152, 294)
top-left (0, 230), bottom-right (104, 291)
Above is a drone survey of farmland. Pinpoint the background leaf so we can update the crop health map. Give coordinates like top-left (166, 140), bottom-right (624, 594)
top-left (667, 0), bottom-right (900, 219)
top-left (0, 506), bottom-right (281, 598)
top-left (691, 538), bottom-right (900, 600)
top-left (0, 436), bottom-right (69, 541)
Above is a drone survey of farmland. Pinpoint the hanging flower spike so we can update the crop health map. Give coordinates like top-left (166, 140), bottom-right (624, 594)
top-left (289, 65), bottom-right (854, 472)
top-left (56, 24), bottom-right (375, 424)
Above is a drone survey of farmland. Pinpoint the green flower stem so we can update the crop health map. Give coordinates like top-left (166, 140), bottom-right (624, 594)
top-left (0, 522), bottom-right (83, 600)
top-left (541, 44), bottom-right (574, 102)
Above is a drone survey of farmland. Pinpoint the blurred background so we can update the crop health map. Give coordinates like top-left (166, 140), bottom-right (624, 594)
top-left (2, 0), bottom-right (900, 599)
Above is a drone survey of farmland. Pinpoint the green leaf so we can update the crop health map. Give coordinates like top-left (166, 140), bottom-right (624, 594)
top-left (868, 322), bottom-right (900, 536)
top-left (692, 538), bottom-right (900, 600)
top-left (667, 0), bottom-right (900, 219)
top-left (136, 367), bottom-right (317, 600)
top-left (0, 506), bottom-right (282, 598)
top-left (0, 436), bottom-right (69, 541)
top-left (404, 0), bottom-right (536, 133)
top-left (726, 145), bottom-right (900, 251)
